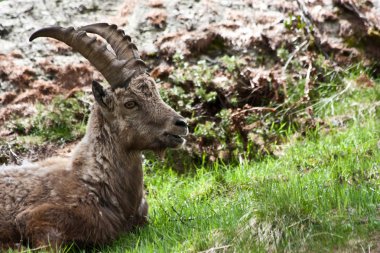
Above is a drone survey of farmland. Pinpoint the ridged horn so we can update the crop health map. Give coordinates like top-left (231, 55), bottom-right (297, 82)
top-left (78, 23), bottom-right (147, 76)
top-left (29, 25), bottom-right (142, 89)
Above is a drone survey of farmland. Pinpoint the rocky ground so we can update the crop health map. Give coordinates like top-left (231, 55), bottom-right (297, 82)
top-left (1, 0), bottom-right (379, 166)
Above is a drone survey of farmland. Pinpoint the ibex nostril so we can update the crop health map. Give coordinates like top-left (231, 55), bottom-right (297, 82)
top-left (175, 119), bottom-right (188, 128)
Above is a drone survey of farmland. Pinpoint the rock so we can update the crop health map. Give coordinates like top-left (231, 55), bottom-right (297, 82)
top-left (0, 40), bottom-right (16, 54)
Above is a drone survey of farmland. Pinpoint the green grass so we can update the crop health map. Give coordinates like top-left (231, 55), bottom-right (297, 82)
top-left (97, 116), bottom-right (378, 253)
top-left (94, 81), bottom-right (380, 252)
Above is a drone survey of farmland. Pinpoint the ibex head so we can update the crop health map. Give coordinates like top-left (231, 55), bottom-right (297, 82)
top-left (30, 23), bottom-right (188, 152)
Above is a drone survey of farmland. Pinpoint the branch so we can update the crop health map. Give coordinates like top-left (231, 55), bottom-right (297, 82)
top-left (231, 107), bottom-right (276, 118)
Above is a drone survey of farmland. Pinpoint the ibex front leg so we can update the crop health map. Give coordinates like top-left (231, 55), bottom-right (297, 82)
top-left (133, 197), bottom-right (149, 228)
top-left (0, 220), bottom-right (21, 250)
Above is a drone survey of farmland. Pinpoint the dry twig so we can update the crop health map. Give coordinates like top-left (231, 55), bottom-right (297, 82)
top-left (231, 107), bottom-right (276, 118)
top-left (304, 61), bottom-right (312, 101)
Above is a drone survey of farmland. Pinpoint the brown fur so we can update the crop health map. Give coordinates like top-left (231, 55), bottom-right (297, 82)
top-left (0, 74), bottom-right (188, 249)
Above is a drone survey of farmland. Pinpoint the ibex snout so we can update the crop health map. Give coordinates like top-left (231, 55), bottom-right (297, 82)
top-left (163, 116), bottom-right (189, 148)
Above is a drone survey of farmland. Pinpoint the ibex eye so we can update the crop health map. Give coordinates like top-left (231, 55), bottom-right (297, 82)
top-left (124, 101), bottom-right (137, 109)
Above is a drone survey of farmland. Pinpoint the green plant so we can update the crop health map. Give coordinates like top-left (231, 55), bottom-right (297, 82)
top-left (220, 55), bottom-right (240, 73)
top-left (159, 44), bottom-right (380, 165)
top-left (10, 92), bottom-right (91, 143)
top-left (284, 14), bottom-right (307, 31)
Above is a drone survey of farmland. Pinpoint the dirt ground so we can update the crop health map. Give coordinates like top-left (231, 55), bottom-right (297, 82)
top-left (1, 0), bottom-right (379, 164)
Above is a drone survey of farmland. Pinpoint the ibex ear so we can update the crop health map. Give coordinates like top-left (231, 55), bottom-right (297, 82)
top-left (92, 81), bottom-right (112, 109)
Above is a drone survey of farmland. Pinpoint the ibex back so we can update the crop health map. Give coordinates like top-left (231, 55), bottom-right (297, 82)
top-left (0, 23), bottom-right (188, 249)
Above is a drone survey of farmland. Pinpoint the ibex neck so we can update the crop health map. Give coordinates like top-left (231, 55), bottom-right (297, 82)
top-left (82, 106), bottom-right (143, 174)
top-left (71, 106), bottom-right (144, 214)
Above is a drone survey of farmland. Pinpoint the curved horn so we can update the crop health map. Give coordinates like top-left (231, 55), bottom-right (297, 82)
top-left (78, 23), bottom-right (147, 75)
top-left (29, 25), bottom-right (140, 89)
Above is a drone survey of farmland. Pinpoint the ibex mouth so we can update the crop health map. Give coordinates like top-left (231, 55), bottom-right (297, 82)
top-left (164, 132), bottom-right (186, 146)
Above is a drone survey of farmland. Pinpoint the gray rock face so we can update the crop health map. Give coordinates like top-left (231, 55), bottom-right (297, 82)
top-left (0, 0), bottom-right (124, 89)
top-left (117, 0), bottom-right (380, 63)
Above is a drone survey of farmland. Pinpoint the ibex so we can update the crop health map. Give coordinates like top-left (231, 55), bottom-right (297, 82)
top-left (0, 23), bottom-right (188, 249)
